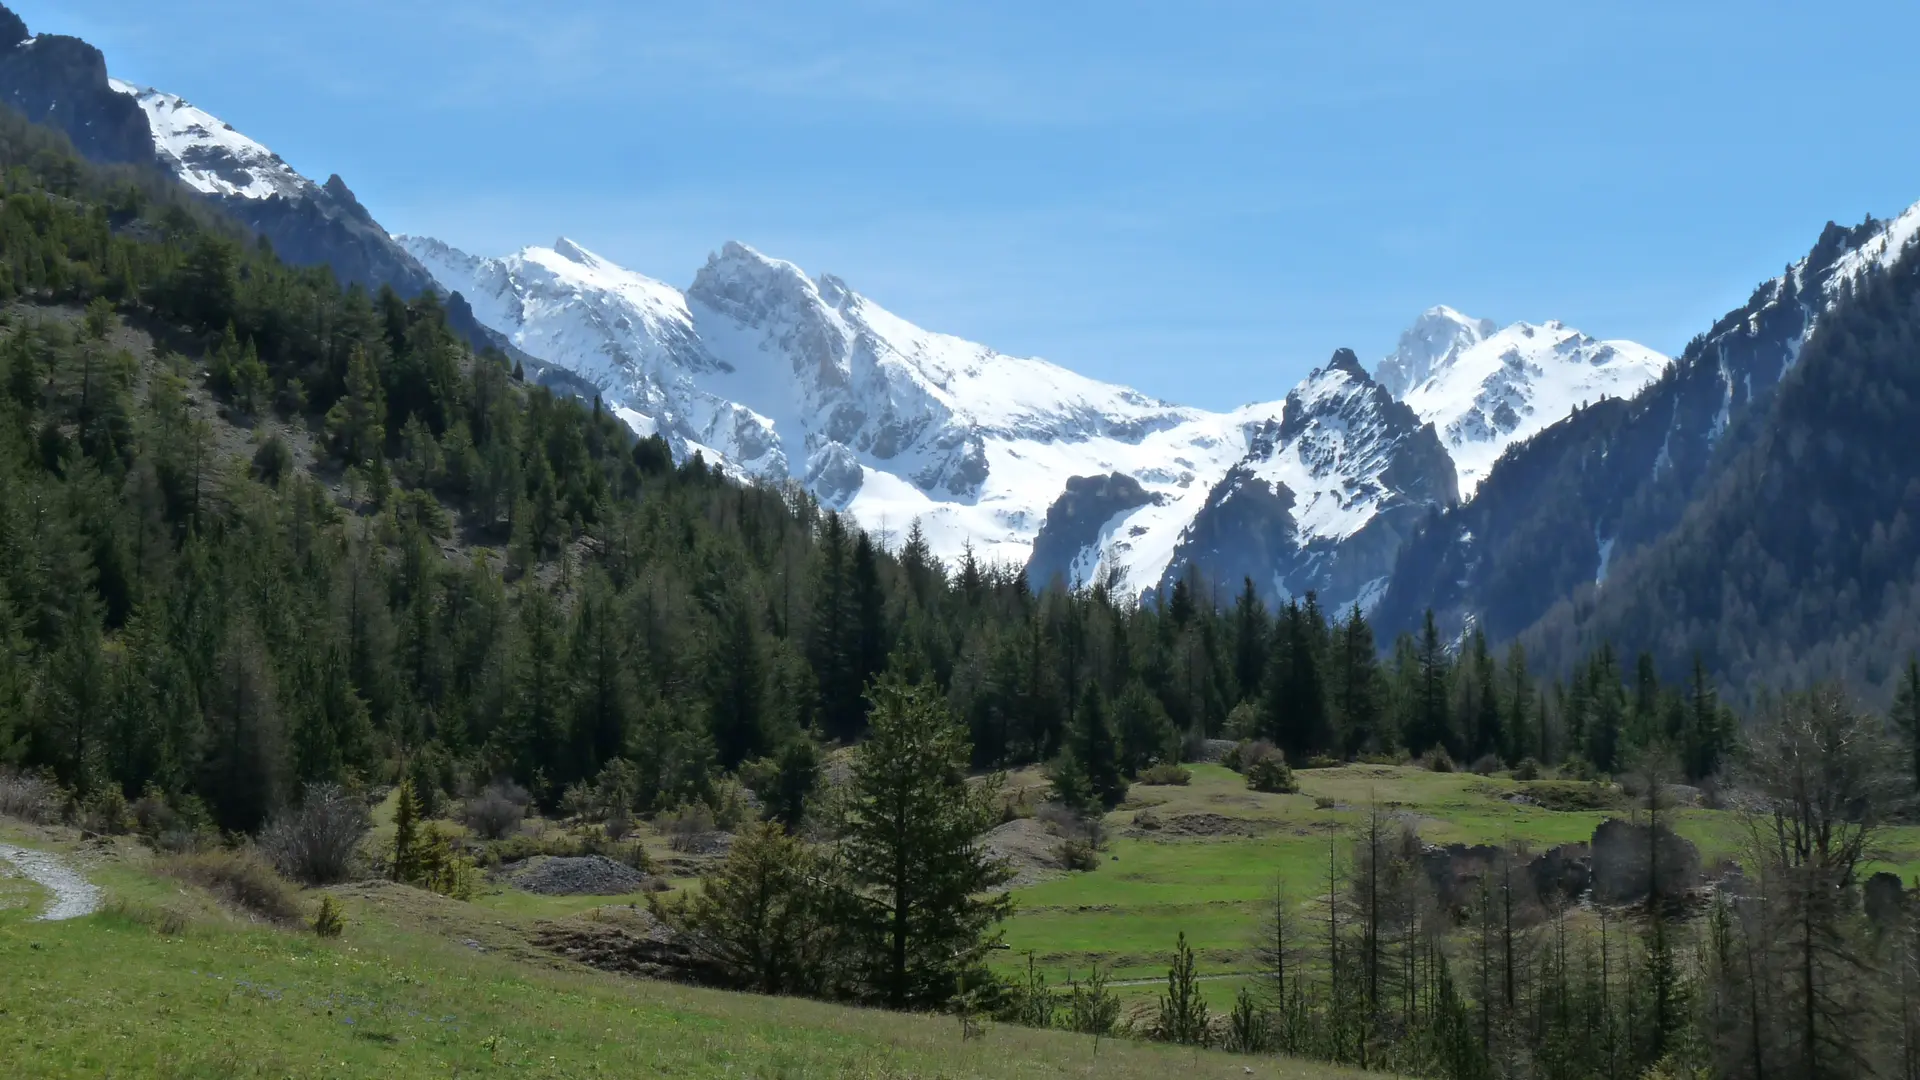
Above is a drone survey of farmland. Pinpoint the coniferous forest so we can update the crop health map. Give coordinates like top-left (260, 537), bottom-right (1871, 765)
top-left (8, 102), bottom-right (1920, 1079)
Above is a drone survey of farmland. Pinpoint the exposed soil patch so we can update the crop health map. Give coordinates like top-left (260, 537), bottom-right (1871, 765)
top-left (530, 911), bottom-right (728, 986)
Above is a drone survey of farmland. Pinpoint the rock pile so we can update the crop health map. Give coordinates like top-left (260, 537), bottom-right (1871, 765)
top-left (511, 855), bottom-right (654, 896)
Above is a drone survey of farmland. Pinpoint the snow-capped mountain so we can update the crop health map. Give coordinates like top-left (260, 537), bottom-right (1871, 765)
top-left (401, 234), bottom-right (1276, 578)
top-left (1153, 349), bottom-right (1458, 609)
top-left (400, 230), bottom-right (1683, 606)
top-left (1374, 306), bottom-right (1495, 398)
top-left (1394, 317), bottom-right (1667, 496)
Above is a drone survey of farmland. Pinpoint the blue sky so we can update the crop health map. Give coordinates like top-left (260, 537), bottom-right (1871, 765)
top-left (22, 1), bottom-right (1920, 408)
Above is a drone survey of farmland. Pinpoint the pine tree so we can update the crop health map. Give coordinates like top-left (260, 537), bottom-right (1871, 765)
top-left (391, 778), bottom-right (420, 882)
top-left (1263, 600), bottom-right (1332, 761)
top-left (1892, 656), bottom-right (1920, 792)
top-left (1112, 680), bottom-right (1175, 776)
top-left (649, 820), bottom-right (832, 995)
top-left (37, 606), bottom-right (109, 794)
top-left (703, 587), bottom-right (765, 769)
top-left (1504, 642), bottom-right (1537, 764)
top-left (1586, 646), bottom-right (1626, 774)
top-left (325, 344), bottom-right (385, 467)
top-left (1232, 577), bottom-right (1268, 706)
top-left (1156, 931), bottom-right (1210, 1046)
top-left (1409, 610), bottom-right (1452, 756)
top-left (1068, 683), bottom-right (1125, 810)
top-left (1467, 629), bottom-right (1502, 763)
top-left (1330, 604), bottom-right (1381, 756)
top-left (840, 676), bottom-right (1011, 1008)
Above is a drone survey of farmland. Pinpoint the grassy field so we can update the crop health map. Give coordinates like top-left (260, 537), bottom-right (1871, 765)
top-left (0, 823), bottom-right (1364, 1080)
top-left (990, 763), bottom-right (1920, 1004)
top-left (10, 761), bottom-right (1920, 1075)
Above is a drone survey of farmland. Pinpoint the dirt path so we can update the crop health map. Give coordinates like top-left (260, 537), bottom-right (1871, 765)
top-left (0, 843), bottom-right (102, 921)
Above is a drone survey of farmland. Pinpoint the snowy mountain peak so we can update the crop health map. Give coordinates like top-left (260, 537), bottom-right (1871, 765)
top-left (1398, 317), bottom-right (1667, 497)
top-left (1375, 305), bottom-right (1497, 397)
top-left (551, 237), bottom-right (608, 268)
top-left (108, 80), bottom-right (309, 201)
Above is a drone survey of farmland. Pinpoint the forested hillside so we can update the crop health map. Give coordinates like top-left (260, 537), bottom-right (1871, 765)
top-left (0, 99), bottom-right (1759, 841)
top-left (1523, 235), bottom-right (1920, 697)
top-left (1377, 211), bottom-right (1920, 701)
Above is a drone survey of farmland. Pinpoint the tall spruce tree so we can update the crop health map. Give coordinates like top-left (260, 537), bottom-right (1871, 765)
top-left (1068, 682), bottom-right (1126, 810)
top-left (1408, 610), bottom-right (1452, 756)
top-left (1232, 577), bottom-right (1268, 706)
top-left (1330, 604), bottom-right (1381, 756)
top-left (840, 675), bottom-right (1011, 1008)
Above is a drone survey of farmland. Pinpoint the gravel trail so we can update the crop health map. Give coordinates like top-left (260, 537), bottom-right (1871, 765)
top-left (0, 842), bottom-right (102, 921)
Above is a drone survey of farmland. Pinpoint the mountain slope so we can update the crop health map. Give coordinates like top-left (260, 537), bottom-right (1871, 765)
top-left (1376, 199), bottom-right (1920, 675)
top-left (1522, 205), bottom-right (1920, 698)
top-left (0, 3), bottom-right (526, 363)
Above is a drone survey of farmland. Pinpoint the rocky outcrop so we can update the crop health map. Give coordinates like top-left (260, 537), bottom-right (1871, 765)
top-left (1589, 819), bottom-right (1700, 906)
top-left (0, 10), bottom-right (155, 166)
top-left (1026, 473), bottom-right (1158, 590)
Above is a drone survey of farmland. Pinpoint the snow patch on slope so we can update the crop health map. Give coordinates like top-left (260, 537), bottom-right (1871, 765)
top-left (108, 80), bottom-right (309, 200)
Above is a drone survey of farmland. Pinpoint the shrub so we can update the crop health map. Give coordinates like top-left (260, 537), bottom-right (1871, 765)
top-left (1059, 838), bottom-right (1101, 872)
top-left (1224, 702), bottom-right (1261, 741)
top-left (1302, 754), bottom-right (1342, 770)
top-left (311, 895), bottom-right (346, 938)
top-left (1222, 740), bottom-right (1250, 773)
top-left (0, 769), bottom-right (59, 823)
top-left (1245, 752), bottom-right (1297, 794)
top-left (662, 803), bottom-right (718, 853)
top-left (410, 824), bottom-right (477, 900)
top-left (459, 783), bottom-right (527, 841)
top-left (79, 788), bottom-right (131, 835)
top-left (1515, 780), bottom-right (1627, 812)
top-left (1421, 746), bottom-right (1457, 773)
top-left (261, 784), bottom-right (372, 886)
top-left (160, 849), bottom-right (300, 922)
top-left (251, 433), bottom-right (293, 485)
top-left (1138, 763), bottom-right (1191, 786)
top-left (1133, 808), bottom-right (1162, 831)
top-left (1512, 757), bottom-right (1543, 781)
top-left (1236, 740), bottom-right (1296, 793)
top-left (1469, 753), bottom-right (1502, 777)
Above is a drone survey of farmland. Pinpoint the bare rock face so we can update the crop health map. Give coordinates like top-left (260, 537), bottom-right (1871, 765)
top-left (1419, 843), bottom-right (1505, 912)
top-left (0, 10), bottom-right (155, 166)
top-left (1527, 843), bottom-right (1592, 906)
top-left (1025, 472), bottom-right (1158, 590)
top-left (1589, 819), bottom-right (1700, 906)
